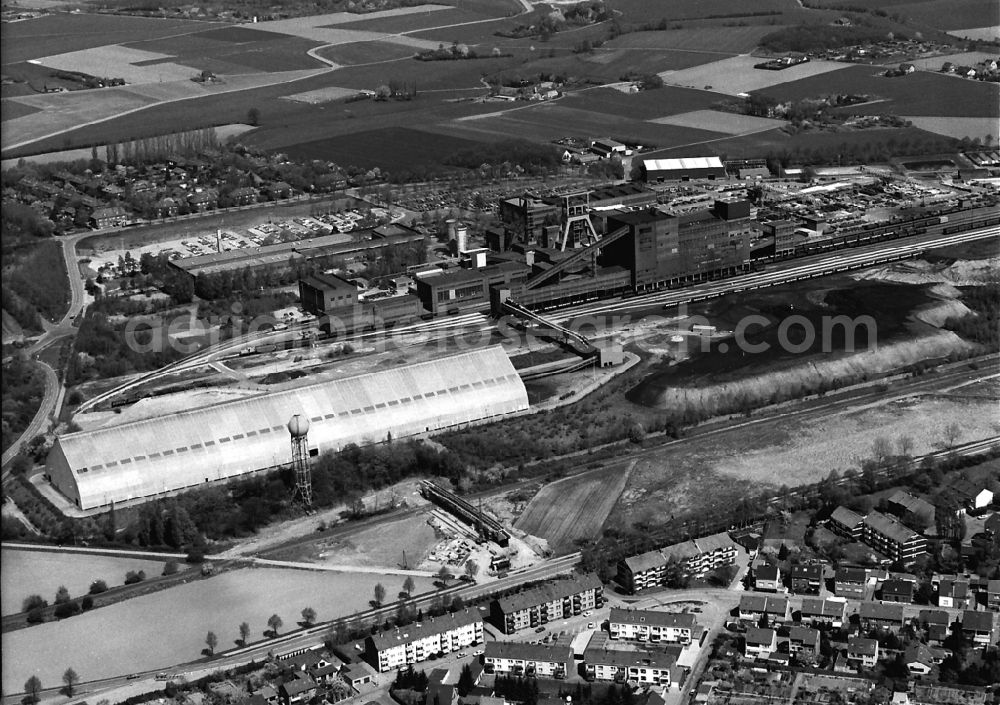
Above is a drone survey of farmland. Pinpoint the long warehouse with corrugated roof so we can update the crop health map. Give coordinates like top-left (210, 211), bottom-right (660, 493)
top-left (48, 346), bottom-right (528, 510)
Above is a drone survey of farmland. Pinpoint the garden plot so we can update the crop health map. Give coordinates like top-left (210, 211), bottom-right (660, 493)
top-left (36, 45), bottom-right (200, 84)
top-left (649, 109), bottom-right (785, 134)
top-left (660, 55), bottom-right (851, 95)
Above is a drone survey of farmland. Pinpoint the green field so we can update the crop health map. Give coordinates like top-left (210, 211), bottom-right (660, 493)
top-left (1, 548), bottom-right (183, 616)
top-left (123, 28), bottom-right (324, 73)
top-left (0, 13), bottom-right (224, 64)
top-left (2, 566), bottom-right (439, 688)
top-left (440, 102), bottom-right (727, 148)
top-left (559, 85), bottom-right (723, 119)
top-left (316, 40), bottom-right (420, 65)
top-left (893, 0), bottom-right (998, 32)
top-left (609, 26), bottom-right (784, 53)
top-left (607, 0), bottom-right (799, 21)
top-left (512, 46), bottom-right (727, 85)
top-left (755, 64), bottom-right (1000, 118)
top-left (281, 126), bottom-right (488, 169)
top-left (324, 5), bottom-right (504, 32)
top-left (0, 99), bottom-right (42, 121)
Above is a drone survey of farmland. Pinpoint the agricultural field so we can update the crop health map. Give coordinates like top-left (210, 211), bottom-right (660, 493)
top-left (0, 13), bottom-right (224, 64)
top-left (606, 0), bottom-right (799, 21)
top-left (323, 5), bottom-right (500, 32)
top-left (521, 46), bottom-right (727, 85)
top-left (948, 26), bottom-right (1000, 41)
top-left (315, 40), bottom-right (420, 65)
top-left (558, 85), bottom-right (722, 120)
top-left (441, 102), bottom-right (727, 148)
top-left (284, 85), bottom-right (364, 104)
top-left (609, 26), bottom-right (784, 54)
top-left (648, 110), bottom-right (786, 135)
top-left (1, 567), bottom-right (439, 688)
top-left (515, 465), bottom-right (632, 554)
top-left (903, 51), bottom-right (999, 71)
top-left (756, 64), bottom-right (1000, 118)
top-left (1, 548), bottom-right (183, 617)
top-left (0, 100), bottom-right (41, 121)
top-left (279, 126), bottom-right (488, 169)
top-left (36, 45), bottom-right (202, 85)
top-left (902, 115), bottom-right (1000, 141)
top-left (249, 13), bottom-right (440, 49)
top-left (661, 55), bottom-right (852, 95)
top-left (122, 29), bottom-right (326, 74)
top-left (891, 0), bottom-right (998, 32)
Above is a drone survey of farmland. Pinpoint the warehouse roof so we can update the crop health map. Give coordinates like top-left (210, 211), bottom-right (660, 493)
top-left (643, 156), bottom-right (724, 172)
top-left (49, 347), bottom-right (528, 510)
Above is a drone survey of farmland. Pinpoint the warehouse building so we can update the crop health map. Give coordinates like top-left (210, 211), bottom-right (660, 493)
top-left (365, 610), bottom-right (484, 672)
top-left (641, 156), bottom-right (726, 182)
top-left (48, 347), bottom-right (528, 509)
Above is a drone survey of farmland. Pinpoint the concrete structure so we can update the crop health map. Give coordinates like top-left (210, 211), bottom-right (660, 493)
top-left (49, 347), bottom-right (528, 509)
top-left (482, 642), bottom-right (571, 678)
top-left (608, 608), bottom-right (696, 645)
top-left (759, 219), bottom-right (797, 257)
top-left (641, 157), bottom-right (726, 182)
top-left (617, 531), bottom-right (738, 592)
top-left (489, 573), bottom-right (603, 634)
top-left (299, 272), bottom-right (359, 316)
top-left (415, 261), bottom-right (528, 315)
top-left (365, 611), bottom-right (484, 672)
top-left (862, 511), bottom-right (928, 562)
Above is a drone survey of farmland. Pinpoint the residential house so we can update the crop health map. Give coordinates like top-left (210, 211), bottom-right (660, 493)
top-left (229, 186), bottom-right (259, 206)
top-left (583, 645), bottom-right (682, 685)
top-left (862, 511), bottom-right (927, 562)
top-left (617, 532), bottom-right (738, 592)
top-left (154, 196), bottom-right (179, 218)
top-left (744, 627), bottom-right (777, 660)
top-left (483, 642), bottom-right (572, 678)
top-left (188, 189), bottom-right (218, 212)
top-left (738, 593), bottom-right (789, 624)
top-left (938, 580), bottom-right (970, 609)
top-left (961, 610), bottom-right (996, 646)
top-left (790, 564), bottom-right (825, 595)
top-left (91, 206), bottom-right (129, 229)
top-left (859, 602), bottom-right (905, 631)
top-left (947, 478), bottom-right (994, 513)
top-left (847, 637), bottom-right (880, 669)
top-left (608, 608), bottom-right (696, 645)
top-left (905, 643), bottom-right (948, 677)
top-left (365, 610), bottom-right (484, 671)
top-left (984, 514), bottom-right (1000, 537)
top-left (754, 564), bottom-right (782, 592)
top-left (266, 181), bottom-right (294, 200)
top-left (988, 579), bottom-right (1000, 611)
top-left (279, 673), bottom-right (316, 705)
top-left (835, 567), bottom-right (868, 598)
top-left (886, 491), bottom-right (935, 528)
top-left (941, 61), bottom-right (955, 73)
top-left (919, 609), bottom-right (952, 644)
top-left (427, 668), bottom-right (457, 705)
top-left (490, 573), bottom-right (603, 634)
top-left (899, 63), bottom-right (916, 74)
top-left (788, 626), bottom-right (820, 658)
top-left (799, 597), bottom-right (847, 627)
top-left (881, 579), bottom-right (915, 604)
top-left (829, 506), bottom-right (865, 539)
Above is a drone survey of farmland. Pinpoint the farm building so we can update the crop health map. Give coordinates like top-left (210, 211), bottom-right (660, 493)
top-left (47, 347), bottom-right (528, 510)
top-left (640, 156), bottom-right (726, 182)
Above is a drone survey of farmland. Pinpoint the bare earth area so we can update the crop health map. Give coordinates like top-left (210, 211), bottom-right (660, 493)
top-left (659, 55), bottom-right (851, 95)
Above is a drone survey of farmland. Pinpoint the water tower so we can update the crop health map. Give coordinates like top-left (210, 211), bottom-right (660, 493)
top-left (288, 414), bottom-right (312, 507)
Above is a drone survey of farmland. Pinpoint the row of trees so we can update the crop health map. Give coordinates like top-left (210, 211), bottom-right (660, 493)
top-left (22, 669), bottom-right (79, 704)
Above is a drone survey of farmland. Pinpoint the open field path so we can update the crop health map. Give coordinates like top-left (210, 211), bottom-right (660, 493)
top-left (251, 557), bottom-right (435, 577)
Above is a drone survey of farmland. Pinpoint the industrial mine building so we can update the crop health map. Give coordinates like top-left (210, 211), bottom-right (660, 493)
top-left (48, 347), bottom-right (528, 510)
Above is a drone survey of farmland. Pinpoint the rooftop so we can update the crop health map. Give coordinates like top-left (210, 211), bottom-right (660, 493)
top-left (493, 573), bottom-right (602, 614)
top-left (643, 156), bottom-right (724, 172)
top-left (609, 608), bottom-right (697, 630)
top-left (368, 610), bottom-right (481, 651)
top-left (864, 510), bottom-right (921, 545)
top-left (484, 641), bottom-right (572, 664)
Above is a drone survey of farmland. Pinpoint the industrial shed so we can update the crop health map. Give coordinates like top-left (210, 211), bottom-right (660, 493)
top-left (641, 156), bottom-right (726, 182)
top-left (48, 347), bottom-right (528, 510)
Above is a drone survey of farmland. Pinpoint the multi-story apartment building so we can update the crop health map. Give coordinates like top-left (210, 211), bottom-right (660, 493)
top-left (490, 574), bottom-right (603, 634)
top-left (483, 642), bottom-right (572, 678)
top-left (743, 628), bottom-right (777, 660)
top-left (862, 511), bottom-right (928, 562)
top-left (608, 608), bottom-right (696, 645)
top-left (583, 646), bottom-right (683, 686)
top-left (847, 637), bottom-right (879, 669)
top-left (617, 531), bottom-right (738, 593)
top-left (365, 610), bottom-right (483, 672)
top-left (799, 598), bottom-right (847, 627)
top-left (828, 506), bottom-right (865, 540)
